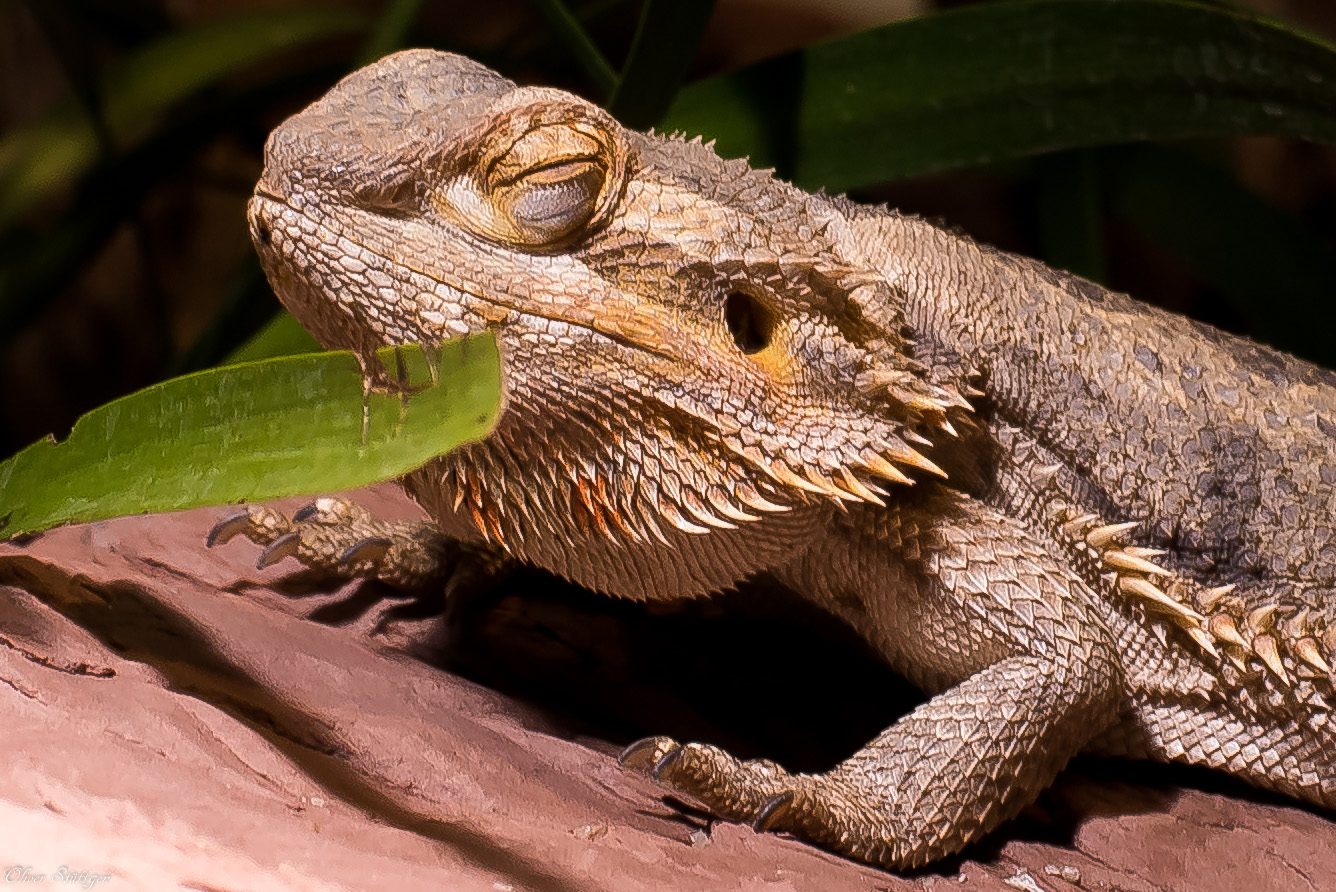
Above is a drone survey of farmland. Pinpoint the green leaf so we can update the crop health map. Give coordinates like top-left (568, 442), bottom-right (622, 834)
top-left (0, 335), bottom-right (501, 539)
top-left (529, 0), bottom-right (618, 97)
top-left (0, 6), bottom-right (365, 226)
top-left (609, 0), bottom-right (716, 129)
top-left (226, 311), bottom-right (323, 365)
top-left (663, 0), bottom-right (1336, 191)
top-left (1, 86), bottom-right (274, 352)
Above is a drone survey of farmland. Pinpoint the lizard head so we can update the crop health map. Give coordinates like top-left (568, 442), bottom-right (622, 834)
top-left (250, 50), bottom-right (971, 575)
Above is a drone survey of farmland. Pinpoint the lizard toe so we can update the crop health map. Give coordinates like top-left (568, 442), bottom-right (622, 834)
top-left (753, 791), bottom-right (796, 833)
top-left (618, 735), bottom-right (680, 771)
top-left (292, 502), bottom-right (320, 522)
top-left (207, 505), bottom-right (290, 547)
top-left (643, 741), bottom-right (795, 824)
top-left (650, 742), bottom-right (715, 790)
top-left (293, 496), bottom-right (371, 526)
top-left (339, 537), bottom-right (394, 566)
top-left (206, 510), bottom-right (255, 547)
top-left (257, 530), bottom-right (303, 569)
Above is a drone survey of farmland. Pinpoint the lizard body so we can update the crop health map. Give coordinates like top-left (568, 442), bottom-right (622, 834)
top-left (226, 50), bottom-right (1336, 870)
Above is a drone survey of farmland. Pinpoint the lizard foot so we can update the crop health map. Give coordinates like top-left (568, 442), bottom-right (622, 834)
top-left (620, 732), bottom-right (989, 869)
top-left (620, 735), bottom-right (799, 825)
top-left (208, 497), bottom-right (502, 593)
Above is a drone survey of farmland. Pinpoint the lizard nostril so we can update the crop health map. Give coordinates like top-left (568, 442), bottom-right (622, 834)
top-left (254, 218), bottom-right (272, 246)
top-left (724, 290), bottom-right (776, 355)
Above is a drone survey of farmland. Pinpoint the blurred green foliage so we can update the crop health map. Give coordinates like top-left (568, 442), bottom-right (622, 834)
top-left (3, 0), bottom-right (1336, 531)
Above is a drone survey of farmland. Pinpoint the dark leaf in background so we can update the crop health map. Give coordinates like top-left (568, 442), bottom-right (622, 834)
top-left (665, 0), bottom-right (1336, 189)
top-left (0, 6), bottom-right (366, 226)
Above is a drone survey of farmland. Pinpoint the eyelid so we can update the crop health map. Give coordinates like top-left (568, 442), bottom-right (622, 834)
top-left (498, 160), bottom-right (604, 238)
top-left (435, 100), bottom-right (630, 251)
top-left (489, 126), bottom-right (603, 189)
top-left (516, 158), bottom-right (600, 185)
top-left (484, 125), bottom-right (609, 245)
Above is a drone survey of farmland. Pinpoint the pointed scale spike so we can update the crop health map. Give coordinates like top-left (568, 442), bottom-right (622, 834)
top-left (728, 443), bottom-right (770, 479)
top-left (904, 430), bottom-right (934, 447)
top-left (639, 506), bottom-right (672, 547)
top-left (680, 490), bottom-right (737, 530)
top-left (1187, 626), bottom-right (1220, 660)
top-left (1209, 613), bottom-right (1249, 649)
top-left (1197, 583), bottom-right (1237, 612)
top-left (856, 368), bottom-right (916, 394)
top-left (1252, 634), bottom-right (1291, 685)
top-left (803, 465), bottom-right (855, 501)
top-left (1284, 607), bottom-right (1314, 638)
top-left (615, 512), bottom-right (646, 546)
top-left (1295, 638), bottom-right (1333, 674)
top-left (1085, 521), bottom-right (1140, 550)
top-left (658, 499), bottom-right (711, 535)
top-left (857, 452), bottom-right (915, 486)
top-left (836, 466), bottom-right (885, 506)
top-left (1151, 623), bottom-right (1168, 647)
top-left (1063, 514), bottom-right (1100, 539)
top-left (862, 479), bottom-right (891, 498)
top-left (904, 393), bottom-right (954, 415)
top-left (1102, 550), bottom-right (1173, 578)
top-left (886, 446), bottom-right (947, 479)
top-left (707, 488), bottom-right (760, 523)
top-left (771, 461), bottom-right (836, 496)
top-left (1227, 651), bottom-right (1252, 674)
top-left (734, 481), bottom-right (791, 514)
top-left (1120, 576), bottom-right (1203, 625)
top-left (947, 388), bottom-right (975, 411)
top-left (1246, 604), bottom-right (1279, 636)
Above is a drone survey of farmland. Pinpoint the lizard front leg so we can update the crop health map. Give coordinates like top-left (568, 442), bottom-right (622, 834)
top-left (208, 497), bottom-right (512, 596)
top-left (626, 490), bottom-right (1124, 869)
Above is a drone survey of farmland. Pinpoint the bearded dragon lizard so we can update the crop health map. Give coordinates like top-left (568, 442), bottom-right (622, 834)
top-left (211, 50), bottom-right (1336, 870)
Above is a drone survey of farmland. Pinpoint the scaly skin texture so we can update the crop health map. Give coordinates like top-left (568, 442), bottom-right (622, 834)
top-left (228, 50), bottom-right (1336, 870)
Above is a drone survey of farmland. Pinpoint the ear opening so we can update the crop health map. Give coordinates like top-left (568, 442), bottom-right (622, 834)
top-left (724, 289), bottom-right (777, 355)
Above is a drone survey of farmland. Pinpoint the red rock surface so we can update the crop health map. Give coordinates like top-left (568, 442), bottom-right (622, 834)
top-left (1, 484), bottom-right (1332, 891)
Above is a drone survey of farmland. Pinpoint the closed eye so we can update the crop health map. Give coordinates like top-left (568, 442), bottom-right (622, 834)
top-left (499, 158), bottom-right (605, 242)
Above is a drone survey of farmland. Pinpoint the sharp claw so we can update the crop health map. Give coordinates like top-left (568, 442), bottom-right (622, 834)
top-left (652, 747), bottom-right (688, 782)
top-left (622, 737), bottom-right (659, 769)
top-left (754, 791), bottom-right (795, 832)
top-left (619, 736), bottom-right (670, 770)
top-left (293, 502), bottom-right (321, 522)
top-left (207, 511), bottom-right (252, 547)
top-left (257, 531), bottom-right (302, 569)
top-left (339, 537), bottom-right (393, 566)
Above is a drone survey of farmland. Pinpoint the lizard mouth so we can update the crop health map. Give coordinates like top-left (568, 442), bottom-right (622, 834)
top-left (249, 191), bottom-right (687, 363)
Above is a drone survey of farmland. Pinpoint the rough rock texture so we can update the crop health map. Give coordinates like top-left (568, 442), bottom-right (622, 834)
top-left (0, 485), bottom-right (1332, 891)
